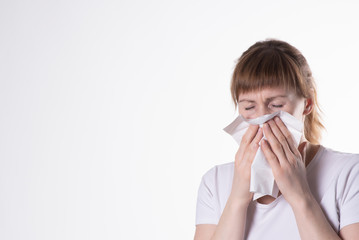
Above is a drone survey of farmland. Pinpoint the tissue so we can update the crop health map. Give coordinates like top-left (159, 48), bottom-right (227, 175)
top-left (223, 111), bottom-right (303, 201)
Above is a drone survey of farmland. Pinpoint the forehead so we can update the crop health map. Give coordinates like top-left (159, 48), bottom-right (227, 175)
top-left (238, 87), bottom-right (297, 100)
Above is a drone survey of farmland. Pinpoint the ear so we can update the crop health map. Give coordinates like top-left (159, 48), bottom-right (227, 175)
top-left (303, 98), bottom-right (313, 115)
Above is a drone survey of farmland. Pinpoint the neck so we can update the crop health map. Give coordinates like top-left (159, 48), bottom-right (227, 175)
top-left (304, 142), bottom-right (321, 167)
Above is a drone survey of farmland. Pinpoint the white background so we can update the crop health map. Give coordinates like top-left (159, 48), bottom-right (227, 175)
top-left (1, 0), bottom-right (359, 239)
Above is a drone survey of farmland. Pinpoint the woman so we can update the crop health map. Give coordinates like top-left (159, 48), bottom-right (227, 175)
top-left (194, 39), bottom-right (359, 239)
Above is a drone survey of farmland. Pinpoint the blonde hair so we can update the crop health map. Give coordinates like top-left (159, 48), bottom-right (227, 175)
top-left (230, 39), bottom-right (324, 144)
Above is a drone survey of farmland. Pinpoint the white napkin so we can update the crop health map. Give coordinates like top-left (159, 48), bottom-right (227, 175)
top-left (223, 111), bottom-right (303, 201)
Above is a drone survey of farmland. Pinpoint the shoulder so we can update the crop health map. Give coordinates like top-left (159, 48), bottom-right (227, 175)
top-left (199, 162), bottom-right (234, 192)
top-left (322, 148), bottom-right (359, 230)
top-left (316, 146), bottom-right (359, 187)
top-left (314, 146), bottom-right (359, 168)
top-left (319, 146), bottom-right (359, 168)
top-left (201, 161), bottom-right (234, 180)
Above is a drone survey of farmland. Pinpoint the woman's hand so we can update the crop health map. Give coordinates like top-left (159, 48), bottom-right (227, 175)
top-left (230, 125), bottom-right (263, 205)
top-left (261, 116), bottom-right (311, 206)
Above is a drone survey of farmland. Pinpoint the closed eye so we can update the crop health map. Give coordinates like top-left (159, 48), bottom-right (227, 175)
top-left (245, 106), bottom-right (255, 110)
top-left (272, 104), bottom-right (283, 108)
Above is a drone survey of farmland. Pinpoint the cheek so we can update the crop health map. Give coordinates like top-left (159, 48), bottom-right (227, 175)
top-left (238, 110), bottom-right (251, 119)
top-left (283, 103), bottom-right (305, 120)
top-left (238, 109), bottom-right (258, 119)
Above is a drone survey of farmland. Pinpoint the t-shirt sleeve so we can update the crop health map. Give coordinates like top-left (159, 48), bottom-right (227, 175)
top-left (338, 157), bottom-right (359, 230)
top-left (195, 167), bottom-right (219, 225)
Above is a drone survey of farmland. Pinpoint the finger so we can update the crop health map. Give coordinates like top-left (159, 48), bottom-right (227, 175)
top-left (237, 125), bottom-right (260, 162)
top-left (240, 125), bottom-right (259, 147)
top-left (245, 128), bottom-right (263, 163)
top-left (261, 139), bottom-right (280, 171)
top-left (274, 117), bottom-right (300, 157)
top-left (263, 122), bottom-right (287, 166)
top-left (253, 127), bottom-right (263, 144)
top-left (268, 119), bottom-right (296, 164)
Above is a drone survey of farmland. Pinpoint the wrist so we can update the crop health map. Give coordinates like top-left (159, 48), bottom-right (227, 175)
top-left (290, 192), bottom-right (316, 213)
top-left (227, 194), bottom-right (251, 210)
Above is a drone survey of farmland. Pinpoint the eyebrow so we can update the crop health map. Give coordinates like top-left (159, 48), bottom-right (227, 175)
top-left (238, 95), bottom-right (289, 103)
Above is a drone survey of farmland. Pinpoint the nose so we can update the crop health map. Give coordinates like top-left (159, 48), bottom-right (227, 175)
top-left (257, 105), bottom-right (271, 118)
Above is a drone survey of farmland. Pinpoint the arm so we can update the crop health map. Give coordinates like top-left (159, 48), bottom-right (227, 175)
top-left (194, 196), bottom-right (249, 240)
top-left (340, 223), bottom-right (359, 239)
top-left (194, 125), bottom-right (263, 240)
top-left (291, 194), bottom-right (359, 240)
top-left (208, 196), bottom-right (249, 240)
top-left (291, 193), bottom-right (340, 240)
top-left (261, 117), bottom-right (340, 240)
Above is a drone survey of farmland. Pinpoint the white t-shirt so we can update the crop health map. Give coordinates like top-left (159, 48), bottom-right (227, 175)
top-left (195, 146), bottom-right (359, 239)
